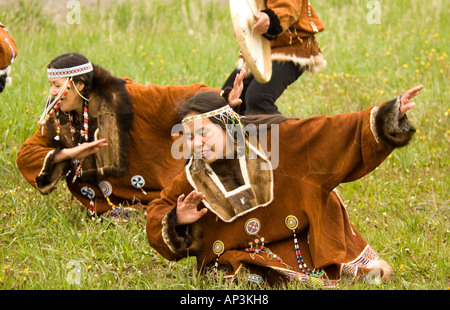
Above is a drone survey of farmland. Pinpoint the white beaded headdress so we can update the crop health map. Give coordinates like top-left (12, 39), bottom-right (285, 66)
top-left (181, 105), bottom-right (237, 124)
top-left (46, 62), bottom-right (93, 79)
top-left (181, 104), bottom-right (249, 156)
top-left (38, 62), bottom-right (93, 128)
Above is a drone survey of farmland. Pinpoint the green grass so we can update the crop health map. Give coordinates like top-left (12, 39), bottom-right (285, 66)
top-left (0, 0), bottom-right (448, 290)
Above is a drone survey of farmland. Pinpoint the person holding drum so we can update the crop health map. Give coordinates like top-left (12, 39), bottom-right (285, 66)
top-left (223, 0), bottom-right (326, 115)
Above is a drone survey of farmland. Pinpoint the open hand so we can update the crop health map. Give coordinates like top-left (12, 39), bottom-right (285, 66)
top-left (228, 69), bottom-right (246, 107)
top-left (399, 85), bottom-right (423, 119)
top-left (54, 138), bottom-right (107, 163)
top-left (176, 190), bottom-right (207, 225)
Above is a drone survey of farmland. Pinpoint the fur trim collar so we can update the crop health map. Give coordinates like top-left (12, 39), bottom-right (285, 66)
top-left (186, 143), bottom-right (274, 223)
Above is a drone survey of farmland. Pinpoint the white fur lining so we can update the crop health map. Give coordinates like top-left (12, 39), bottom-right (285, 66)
top-left (271, 52), bottom-right (327, 74)
top-left (37, 149), bottom-right (56, 179)
top-left (369, 106), bottom-right (380, 143)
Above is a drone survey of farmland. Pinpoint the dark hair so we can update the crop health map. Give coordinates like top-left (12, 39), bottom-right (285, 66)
top-left (178, 91), bottom-right (288, 129)
top-left (47, 52), bottom-right (95, 100)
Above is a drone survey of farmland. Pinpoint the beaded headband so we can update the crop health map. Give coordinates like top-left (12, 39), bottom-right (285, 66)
top-left (47, 62), bottom-right (93, 79)
top-left (181, 105), bottom-right (235, 124)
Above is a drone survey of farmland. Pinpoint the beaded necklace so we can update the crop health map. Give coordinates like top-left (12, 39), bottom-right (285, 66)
top-left (68, 99), bottom-right (89, 183)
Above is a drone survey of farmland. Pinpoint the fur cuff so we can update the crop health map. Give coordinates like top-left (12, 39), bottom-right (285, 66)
top-left (262, 9), bottom-right (283, 40)
top-left (161, 207), bottom-right (202, 257)
top-left (374, 96), bottom-right (415, 147)
top-left (35, 149), bottom-right (70, 194)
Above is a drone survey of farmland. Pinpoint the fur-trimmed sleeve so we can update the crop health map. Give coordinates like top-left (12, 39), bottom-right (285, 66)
top-left (146, 170), bottom-right (203, 261)
top-left (373, 96), bottom-right (415, 147)
top-left (262, 9), bottom-right (283, 40)
top-left (279, 97), bottom-right (416, 190)
top-left (17, 127), bottom-right (70, 194)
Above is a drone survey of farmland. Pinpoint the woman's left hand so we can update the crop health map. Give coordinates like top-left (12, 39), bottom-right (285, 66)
top-left (399, 84), bottom-right (423, 119)
top-left (228, 68), bottom-right (246, 107)
top-left (253, 12), bottom-right (270, 34)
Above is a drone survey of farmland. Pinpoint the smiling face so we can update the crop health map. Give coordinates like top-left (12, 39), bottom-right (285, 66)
top-left (48, 76), bottom-right (85, 114)
top-left (183, 115), bottom-right (233, 164)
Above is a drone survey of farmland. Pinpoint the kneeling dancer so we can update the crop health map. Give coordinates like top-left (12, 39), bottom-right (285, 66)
top-left (146, 85), bottom-right (422, 286)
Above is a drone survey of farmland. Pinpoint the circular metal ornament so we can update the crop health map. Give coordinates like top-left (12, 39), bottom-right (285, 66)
top-left (131, 175), bottom-right (145, 189)
top-left (80, 186), bottom-right (95, 199)
top-left (212, 240), bottom-right (225, 255)
top-left (285, 215), bottom-right (299, 230)
top-left (244, 218), bottom-right (261, 235)
top-left (98, 180), bottom-right (112, 197)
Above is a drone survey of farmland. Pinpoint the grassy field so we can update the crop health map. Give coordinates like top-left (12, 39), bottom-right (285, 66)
top-left (0, 0), bottom-right (448, 291)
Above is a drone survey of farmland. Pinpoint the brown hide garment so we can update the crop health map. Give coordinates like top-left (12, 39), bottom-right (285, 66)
top-left (0, 22), bottom-right (17, 70)
top-left (261, 1), bottom-right (326, 73)
top-left (17, 65), bottom-right (218, 214)
top-left (146, 97), bottom-right (414, 286)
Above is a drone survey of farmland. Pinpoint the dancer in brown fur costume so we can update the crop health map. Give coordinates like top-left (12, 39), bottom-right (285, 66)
top-left (146, 85), bottom-right (422, 286)
top-left (17, 52), bottom-right (245, 221)
top-left (0, 22), bottom-right (18, 92)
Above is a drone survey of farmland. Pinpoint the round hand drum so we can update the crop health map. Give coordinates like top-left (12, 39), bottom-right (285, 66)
top-left (229, 0), bottom-right (272, 83)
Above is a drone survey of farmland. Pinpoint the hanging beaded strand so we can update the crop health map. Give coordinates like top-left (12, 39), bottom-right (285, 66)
top-left (212, 240), bottom-right (225, 281)
top-left (82, 101), bottom-right (89, 141)
top-left (51, 78), bottom-right (72, 141)
top-left (39, 77), bottom-right (72, 137)
top-left (307, 0), bottom-right (319, 32)
top-left (71, 100), bottom-right (89, 183)
top-left (285, 215), bottom-right (322, 277)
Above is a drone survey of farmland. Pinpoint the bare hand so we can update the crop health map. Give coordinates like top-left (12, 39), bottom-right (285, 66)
top-left (399, 85), bottom-right (423, 119)
top-left (54, 138), bottom-right (107, 163)
top-left (228, 69), bottom-right (246, 107)
top-left (253, 12), bottom-right (270, 34)
top-left (176, 190), bottom-right (207, 225)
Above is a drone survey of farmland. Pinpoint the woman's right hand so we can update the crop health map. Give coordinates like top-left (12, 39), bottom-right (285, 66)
top-left (53, 138), bottom-right (107, 163)
top-left (176, 190), bottom-right (207, 225)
